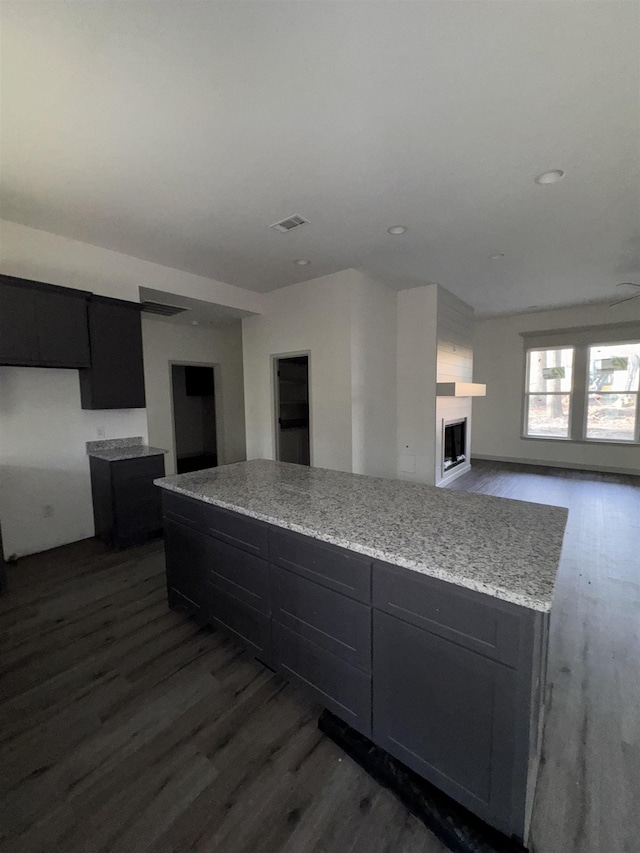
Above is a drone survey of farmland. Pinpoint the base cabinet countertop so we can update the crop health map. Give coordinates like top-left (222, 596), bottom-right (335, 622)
top-left (156, 460), bottom-right (568, 845)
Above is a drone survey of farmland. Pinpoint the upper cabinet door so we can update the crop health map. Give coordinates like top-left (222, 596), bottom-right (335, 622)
top-left (80, 297), bottom-right (146, 409)
top-left (35, 289), bottom-right (90, 368)
top-left (0, 276), bottom-right (90, 368)
top-left (0, 280), bottom-right (39, 365)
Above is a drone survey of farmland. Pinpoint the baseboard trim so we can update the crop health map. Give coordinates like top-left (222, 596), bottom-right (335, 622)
top-left (471, 454), bottom-right (640, 478)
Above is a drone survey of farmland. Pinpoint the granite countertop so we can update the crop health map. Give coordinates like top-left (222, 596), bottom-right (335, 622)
top-left (154, 459), bottom-right (569, 612)
top-left (86, 437), bottom-right (167, 462)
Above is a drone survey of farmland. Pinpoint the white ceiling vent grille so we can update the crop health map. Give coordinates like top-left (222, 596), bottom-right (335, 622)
top-left (141, 301), bottom-right (189, 317)
top-left (269, 214), bottom-right (309, 233)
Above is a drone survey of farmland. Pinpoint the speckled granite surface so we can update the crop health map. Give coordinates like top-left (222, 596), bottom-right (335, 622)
top-left (155, 459), bottom-right (568, 611)
top-left (86, 437), bottom-right (143, 452)
top-left (87, 442), bottom-right (167, 461)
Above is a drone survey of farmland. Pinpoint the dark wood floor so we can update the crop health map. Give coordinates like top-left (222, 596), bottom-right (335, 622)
top-left (1, 460), bottom-right (638, 853)
top-left (0, 539), bottom-right (444, 853)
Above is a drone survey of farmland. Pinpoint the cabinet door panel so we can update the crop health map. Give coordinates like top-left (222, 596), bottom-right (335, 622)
top-left (374, 562), bottom-right (522, 667)
top-left (272, 566), bottom-right (370, 671)
top-left (202, 504), bottom-right (268, 559)
top-left (164, 519), bottom-right (210, 616)
top-left (373, 610), bottom-right (518, 829)
top-left (207, 580), bottom-right (271, 665)
top-left (162, 491), bottom-right (206, 531)
top-left (273, 622), bottom-right (371, 736)
top-left (35, 289), bottom-right (89, 367)
top-left (0, 282), bottom-right (38, 365)
top-left (80, 298), bottom-right (145, 409)
top-left (270, 528), bottom-right (371, 602)
top-left (208, 537), bottom-right (270, 615)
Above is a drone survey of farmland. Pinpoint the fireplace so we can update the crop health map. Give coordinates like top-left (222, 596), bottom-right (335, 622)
top-left (443, 418), bottom-right (467, 474)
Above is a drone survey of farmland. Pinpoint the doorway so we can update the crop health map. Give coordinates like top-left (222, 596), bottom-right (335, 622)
top-left (171, 364), bottom-right (218, 474)
top-left (274, 354), bottom-right (310, 466)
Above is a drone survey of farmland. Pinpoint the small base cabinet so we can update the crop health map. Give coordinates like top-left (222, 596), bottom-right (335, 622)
top-left (90, 454), bottom-right (165, 550)
top-left (160, 491), bottom-right (548, 845)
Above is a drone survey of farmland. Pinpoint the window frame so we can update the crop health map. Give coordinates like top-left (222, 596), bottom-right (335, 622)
top-left (523, 345), bottom-right (575, 441)
top-left (522, 334), bottom-right (640, 446)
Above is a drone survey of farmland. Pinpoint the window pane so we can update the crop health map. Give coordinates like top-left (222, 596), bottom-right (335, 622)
top-left (527, 348), bottom-right (574, 393)
top-left (588, 342), bottom-right (640, 394)
top-left (526, 394), bottom-right (571, 437)
top-left (586, 392), bottom-right (637, 441)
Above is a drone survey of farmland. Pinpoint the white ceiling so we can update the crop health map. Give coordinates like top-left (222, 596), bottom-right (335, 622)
top-left (1, 1), bottom-right (639, 316)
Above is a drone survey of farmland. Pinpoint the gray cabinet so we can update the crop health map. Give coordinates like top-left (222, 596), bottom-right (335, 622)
top-left (271, 566), bottom-right (371, 671)
top-left (0, 275), bottom-right (90, 368)
top-left (207, 580), bottom-right (272, 666)
top-left (160, 493), bottom-right (545, 842)
top-left (80, 296), bottom-right (146, 409)
top-left (164, 519), bottom-right (209, 617)
top-left (373, 609), bottom-right (519, 832)
top-left (273, 622), bottom-right (372, 735)
top-left (90, 454), bottom-right (165, 550)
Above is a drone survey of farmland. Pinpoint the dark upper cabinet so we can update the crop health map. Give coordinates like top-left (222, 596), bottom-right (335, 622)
top-left (0, 275), bottom-right (90, 368)
top-left (80, 296), bottom-right (146, 409)
top-left (34, 288), bottom-right (90, 367)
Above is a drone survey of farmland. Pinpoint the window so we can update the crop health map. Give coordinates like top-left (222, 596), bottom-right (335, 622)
top-left (525, 347), bottom-right (574, 438)
top-left (586, 343), bottom-right (640, 441)
top-left (524, 338), bottom-right (640, 444)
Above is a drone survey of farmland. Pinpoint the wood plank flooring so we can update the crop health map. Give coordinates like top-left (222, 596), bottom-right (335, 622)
top-left (1, 460), bottom-right (638, 852)
top-left (0, 538), bottom-right (445, 853)
top-left (448, 461), bottom-right (640, 853)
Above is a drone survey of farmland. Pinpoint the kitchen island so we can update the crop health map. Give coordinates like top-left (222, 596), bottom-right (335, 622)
top-left (155, 459), bottom-right (568, 845)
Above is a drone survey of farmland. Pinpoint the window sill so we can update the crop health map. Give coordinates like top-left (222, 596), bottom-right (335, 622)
top-left (522, 435), bottom-right (639, 447)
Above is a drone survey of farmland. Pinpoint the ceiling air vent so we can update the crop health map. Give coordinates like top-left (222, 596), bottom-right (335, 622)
top-left (269, 214), bottom-right (309, 233)
top-left (141, 301), bottom-right (189, 317)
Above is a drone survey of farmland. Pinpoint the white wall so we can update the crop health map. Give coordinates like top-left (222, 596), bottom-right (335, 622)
top-left (242, 270), bottom-right (354, 472)
top-left (473, 301), bottom-right (640, 475)
top-left (0, 220), bottom-right (264, 313)
top-left (396, 285), bottom-right (438, 484)
top-left (142, 318), bottom-right (246, 476)
top-left (0, 368), bottom-right (147, 558)
top-left (349, 272), bottom-right (397, 478)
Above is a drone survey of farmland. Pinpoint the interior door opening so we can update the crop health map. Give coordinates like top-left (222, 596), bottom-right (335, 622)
top-left (275, 355), bottom-right (310, 466)
top-left (171, 364), bottom-right (218, 474)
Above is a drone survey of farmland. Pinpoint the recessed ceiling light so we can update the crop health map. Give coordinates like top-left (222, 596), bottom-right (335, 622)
top-left (294, 259), bottom-right (310, 266)
top-left (534, 169), bottom-right (565, 185)
top-left (489, 252), bottom-right (506, 259)
top-left (191, 320), bottom-right (199, 326)
top-left (387, 225), bottom-right (407, 235)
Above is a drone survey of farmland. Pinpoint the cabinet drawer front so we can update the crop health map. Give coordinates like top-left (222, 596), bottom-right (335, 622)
top-left (112, 455), bottom-right (165, 484)
top-left (270, 529), bottom-right (371, 603)
top-left (162, 491), bottom-right (206, 531)
top-left (207, 580), bottom-right (271, 666)
top-left (373, 562), bottom-right (522, 667)
top-left (273, 622), bottom-right (371, 736)
top-left (272, 566), bottom-right (371, 671)
top-left (208, 538), bottom-right (270, 615)
top-left (202, 504), bottom-right (269, 559)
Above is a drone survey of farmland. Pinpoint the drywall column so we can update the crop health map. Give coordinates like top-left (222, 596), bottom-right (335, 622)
top-left (349, 272), bottom-right (397, 478)
top-left (396, 285), bottom-right (438, 484)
